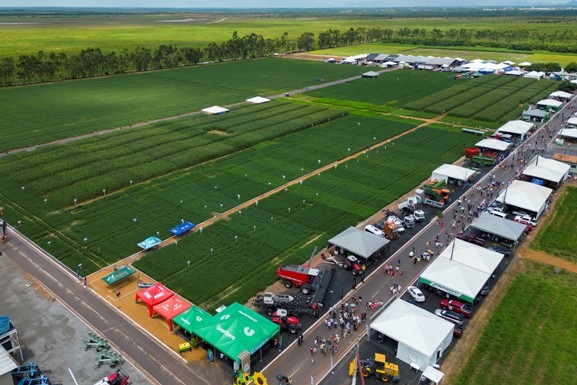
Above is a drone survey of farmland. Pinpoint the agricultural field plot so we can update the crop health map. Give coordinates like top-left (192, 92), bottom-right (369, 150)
top-left (302, 70), bottom-right (455, 109)
top-left (532, 187), bottom-right (577, 264)
top-left (134, 125), bottom-right (478, 310)
top-left (0, 112), bottom-right (417, 273)
top-left (451, 261), bottom-right (577, 385)
top-left (0, 57), bottom-right (365, 152)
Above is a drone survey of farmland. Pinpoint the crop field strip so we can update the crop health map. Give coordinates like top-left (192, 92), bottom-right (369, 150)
top-left (452, 261), bottom-right (577, 385)
top-left (0, 58), bottom-right (366, 152)
top-left (133, 125), bottom-right (478, 309)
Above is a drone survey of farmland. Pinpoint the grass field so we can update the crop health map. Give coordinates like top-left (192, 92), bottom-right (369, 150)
top-left (0, 58), bottom-right (365, 151)
top-left (451, 260), bottom-right (577, 385)
top-left (532, 186), bottom-right (577, 264)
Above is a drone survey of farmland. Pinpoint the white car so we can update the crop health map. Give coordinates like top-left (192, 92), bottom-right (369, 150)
top-left (514, 215), bottom-right (537, 227)
top-left (407, 286), bottom-right (425, 303)
top-left (387, 216), bottom-right (405, 233)
top-left (364, 224), bottom-right (386, 238)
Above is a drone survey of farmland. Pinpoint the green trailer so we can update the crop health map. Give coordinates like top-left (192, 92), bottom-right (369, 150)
top-left (470, 155), bottom-right (496, 167)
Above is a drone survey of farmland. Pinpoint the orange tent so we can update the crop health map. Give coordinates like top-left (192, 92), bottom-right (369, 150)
top-left (135, 282), bottom-right (174, 317)
top-left (152, 295), bottom-right (192, 331)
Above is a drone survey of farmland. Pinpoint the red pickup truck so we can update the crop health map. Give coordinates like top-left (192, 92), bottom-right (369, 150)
top-left (440, 299), bottom-right (473, 318)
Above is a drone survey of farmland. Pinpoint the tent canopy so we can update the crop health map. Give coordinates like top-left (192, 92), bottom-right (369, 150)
top-left (328, 226), bottom-right (390, 259)
top-left (522, 156), bottom-right (571, 184)
top-left (173, 306), bottom-right (213, 333)
top-left (497, 120), bottom-right (534, 135)
top-left (135, 282), bottom-right (174, 317)
top-left (138, 236), bottom-right (161, 250)
top-left (169, 221), bottom-right (195, 236)
top-left (423, 366), bottom-right (444, 384)
top-left (549, 91), bottom-right (573, 100)
top-left (176, 303), bottom-right (279, 361)
top-left (475, 138), bottom-right (511, 152)
top-left (431, 164), bottom-right (476, 182)
top-left (246, 96), bottom-right (270, 104)
top-left (523, 108), bottom-right (548, 118)
top-left (370, 299), bottom-right (453, 368)
top-left (439, 239), bottom-right (504, 274)
top-left (152, 295), bottom-right (192, 331)
top-left (496, 180), bottom-right (552, 216)
top-left (559, 128), bottom-right (577, 139)
top-left (202, 106), bottom-right (229, 114)
top-left (536, 99), bottom-right (563, 108)
top-left (567, 117), bottom-right (577, 126)
top-left (362, 71), bottom-right (380, 78)
top-left (471, 213), bottom-right (527, 241)
top-left (102, 266), bottom-right (136, 285)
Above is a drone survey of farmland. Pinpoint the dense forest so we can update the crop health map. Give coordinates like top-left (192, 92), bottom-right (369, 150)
top-left (2, 25), bottom-right (577, 86)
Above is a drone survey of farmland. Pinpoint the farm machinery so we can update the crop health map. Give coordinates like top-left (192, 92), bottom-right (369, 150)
top-left (271, 309), bottom-right (301, 334)
top-left (464, 147), bottom-right (497, 167)
top-left (349, 353), bottom-right (400, 383)
top-left (12, 362), bottom-right (57, 385)
top-left (421, 179), bottom-right (451, 208)
top-left (84, 332), bottom-right (110, 351)
top-left (253, 292), bottom-right (313, 317)
top-left (276, 264), bottom-right (335, 307)
top-left (94, 369), bottom-right (130, 385)
top-left (84, 333), bottom-right (125, 368)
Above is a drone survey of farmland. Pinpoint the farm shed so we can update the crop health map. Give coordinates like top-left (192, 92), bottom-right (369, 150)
top-left (522, 156), bottom-right (571, 185)
top-left (496, 180), bottom-right (552, 219)
top-left (496, 120), bottom-right (534, 140)
top-left (173, 303), bottom-right (279, 365)
top-left (370, 299), bottom-right (453, 371)
top-left (431, 164), bottom-right (476, 185)
top-left (475, 138), bottom-right (511, 152)
top-left (135, 282), bottom-right (174, 317)
top-left (522, 108), bottom-right (549, 123)
top-left (419, 239), bottom-right (503, 303)
top-left (536, 99), bottom-right (563, 111)
top-left (246, 96), bottom-right (270, 104)
top-left (328, 226), bottom-right (390, 259)
top-left (0, 345), bottom-right (18, 385)
top-left (549, 90), bottom-right (573, 102)
top-left (202, 106), bottom-right (229, 115)
top-left (151, 295), bottom-right (191, 331)
top-left (471, 213), bottom-right (526, 242)
top-left (361, 71), bottom-right (380, 79)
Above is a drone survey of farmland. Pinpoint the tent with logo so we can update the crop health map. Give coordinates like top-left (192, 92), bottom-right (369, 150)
top-left (172, 303), bottom-right (279, 362)
top-left (135, 282), bottom-right (174, 317)
top-left (152, 295), bottom-right (192, 331)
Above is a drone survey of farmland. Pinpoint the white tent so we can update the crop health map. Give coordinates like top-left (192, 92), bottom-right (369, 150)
top-left (438, 239), bottom-right (504, 275)
top-left (471, 213), bottom-right (527, 241)
top-left (518, 62), bottom-right (532, 67)
top-left (560, 128), bottom-right (577, 139)
top-left (536, 99), bottom-right (563, 109)
top-left (496, 180), bottom-right (552, 218)
top-left (523, 156), bottom-right (571, 184)
top-left (524, 71), bottom-right (544, 79)
top-left (431, 164), bottom-right (476, 183)
top-left (201, 106), bottom-right (229, 115)
top-left (422, 366), bottom-right (445, 384)
top-left (475, 138), bottom-right (511, 152)
top-left (549, 91), bottom-right (573, 100)
top-left (567, 117), bottom-right (577, 127)
top-left (328, 226), bottom-right (390, 259)
top-left (497, 120), bottom-right (534, 138)
top-left (362, 71), bottom-right (380, 78)
top-left (370, 299), bottom-right (453, 370)
top-left (246, 96), bottom-right (270, 104)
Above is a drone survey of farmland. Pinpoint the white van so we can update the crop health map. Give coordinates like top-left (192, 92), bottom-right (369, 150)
top-left (487, 210), bottom-right (507, 219)
top-left (364, 224), bottom-right (385, 238)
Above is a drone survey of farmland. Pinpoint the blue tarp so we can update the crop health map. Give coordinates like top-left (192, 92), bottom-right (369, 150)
top-left (138, 236), bottom-right (162, 250)
top-left (169, 221), bottom-right (195, 236)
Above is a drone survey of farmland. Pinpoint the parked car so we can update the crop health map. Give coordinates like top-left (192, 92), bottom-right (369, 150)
top-left (453, 325), bottom-right (464, 338)
top-left (456, 233), bottom-right (485, 246)
top-left (481, 285), bottom-right (490, 296)
top-left (364, 224), bottom-right (386, 238)
top-left (434, 309), bottom-right (464, 326)
top-left (440, 299), bottom-right (472, 318)
top-left (407, 286), bottom-right (426, 303)
top-left (487, 245), bottom-right (512, 257)
top-left (487, 210), bottom-right (507, 219)
top-left (514, 215), bottom-right (537, 227)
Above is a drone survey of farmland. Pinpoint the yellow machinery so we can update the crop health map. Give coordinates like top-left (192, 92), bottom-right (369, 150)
top-left (349, 353), bottom-right (400, 383)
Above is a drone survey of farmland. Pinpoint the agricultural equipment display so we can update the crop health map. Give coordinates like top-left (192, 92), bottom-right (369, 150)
top-left (253, 292), bottom-right (313, 316)
top-left (94, 369), bottom-right (130, 385)
top-left (271, 309), bottom-right (301, 334)
top-left (470, 155), bottom-right (496, 167)
top-left (349, 353), bottom-right (400, 383)
top-left (84, 332), bottom-right (110, 351)
top-left (276, 265), bottom-right (335, 307)
top-left (12, 362), bottom-right (56, 385)
top-left (95, 350), bottom-right (125, 368)
top-left (421, 179), bottom-right (450, 207)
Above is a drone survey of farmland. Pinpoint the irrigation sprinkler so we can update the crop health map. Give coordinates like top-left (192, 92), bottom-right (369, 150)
top-left (77, 263), bottom-right (82, 278)
top-left (253, 225), bottom-right (256, 231)
top-left (318, 159), bottom-right (321, 165)
top-left (44, 199), bottom-right (47, 204)
top-left (132, 218), bottom-right (137, 223)
top-left (74, 198), bottom-right (77, 206)
top-left (21, 186), bottom-right (25, 190)
top-left (288, 207), bottom-right (291, 212)
top-left (102, 189), bottom-right (106, 196)
top-left (255, 201), bottom-right (259, 207)
top-left (187, 260), bottom-right (191, 267)
top-left (237, 194), bottom-right (241, 200)
top-left (239, 210), bottom-right (242, 215)
top-left (234, 235), bottom-right (238, 241)
top-left (129, 180), bottom-right (133, 186)
top-left (210, 248), bottom-right (213, 254)
top-left (282, 175), bottom-right (286, 180)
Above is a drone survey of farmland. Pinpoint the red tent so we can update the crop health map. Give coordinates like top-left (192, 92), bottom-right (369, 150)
top-left (152, 295), bottom-right (192, 331)
top-left (135, 282), bottom-right (174, 317)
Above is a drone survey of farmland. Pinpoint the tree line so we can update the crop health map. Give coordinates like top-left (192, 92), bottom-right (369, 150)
top-left (1, 26), bottom-right (576, 87)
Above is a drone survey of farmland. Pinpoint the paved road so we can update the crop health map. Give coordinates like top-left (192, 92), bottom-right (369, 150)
top-left (2, 229), bottom-right (227, 385)
top-left (261, 97), bottom-right (576, 385)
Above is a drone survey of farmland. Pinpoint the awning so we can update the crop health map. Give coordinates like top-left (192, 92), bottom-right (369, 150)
top-left (328, 226), bottom-right (390, 259)
top-left (559, 128), bottom-right (577, 139)
top-left (431, 164), bottom-right (476, 182)
top-left (152, 295), bottom-right (192, 331)
top-left (102, 266), bottom-right (136, 285)
top-left (496, 180), bottom-right (552, 215)
top-left (135, 282), bottom-right (174, 317)
top-left (471, 213), bottom-right (526, 241)
top-left (475, 138), bottom-right (511, 152)
top-left (173, 306), bottom-right (213, 333)
top-left (549, 91), bottom-right (573, 99)
top-left (138, 236), bottom-right (162, 250)
top-left (536, 99), bottom-right (563, 108)
top-left (169, 221), bottom-right (195, 236)
top-left (522, 156), bottom-right (571, 184)
top-left (497, 120), bottom-right (534, 135)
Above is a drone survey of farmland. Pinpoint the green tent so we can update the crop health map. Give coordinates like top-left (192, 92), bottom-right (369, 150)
top-left (102, 266), bottom-right (136, 285)
top-left (173, 303), bottom-right (279, 361)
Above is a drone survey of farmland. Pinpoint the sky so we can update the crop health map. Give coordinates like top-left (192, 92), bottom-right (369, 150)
top-left (0, 0), bottom-right (569, 8)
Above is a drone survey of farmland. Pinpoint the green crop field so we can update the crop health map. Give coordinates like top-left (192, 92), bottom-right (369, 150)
top-left (0, 58), bottom-right (365, 151)
top-left (451, 261), bottom-right (577, 385)
top-left (532, 186), bottom-right (577, 264)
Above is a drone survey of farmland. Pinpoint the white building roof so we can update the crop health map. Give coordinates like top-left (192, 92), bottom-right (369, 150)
top-left (328, 227), bottom-right (390, 259)
top-left (423, 366), bottom-right (445, 384)
top-left (497, 120), bottom-right (534, 135)
top-left (201, 106), bottom-right (229, 114)
top-left (567, 117), bottom-right (577, 126)
top-left (471, 213), bottom-right (527, 241)
top-left (518, 62), bottom-right (532, 66)
top-left (549, 91), bottom-right (573, 99)
top-left (536, 99), bottom-right (563, 108)
top-left (523, 156), bottom-right (571, 183)
top-left (439, 239), bottom-right (504, 275)
top-left (496, 180), bottom-right (553, 214)
top-left (432, 164), bottom-right (476, 182)
top-left (524, 71), bottom-right (544, 79)
top-left (246, 96), bottom-right (270, 104)
top-left (370, 299), bottom-right (454, 357)
top-left (560, 128), bottom-right (577, 139)
top-left (476, 138), bottom-right (511, 152)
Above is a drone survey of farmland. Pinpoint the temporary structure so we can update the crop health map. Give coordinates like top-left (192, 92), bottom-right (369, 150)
top-left (135, 282), bottom-right (174, 317)
top-left (328, 227), bottom-right (390, 259)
